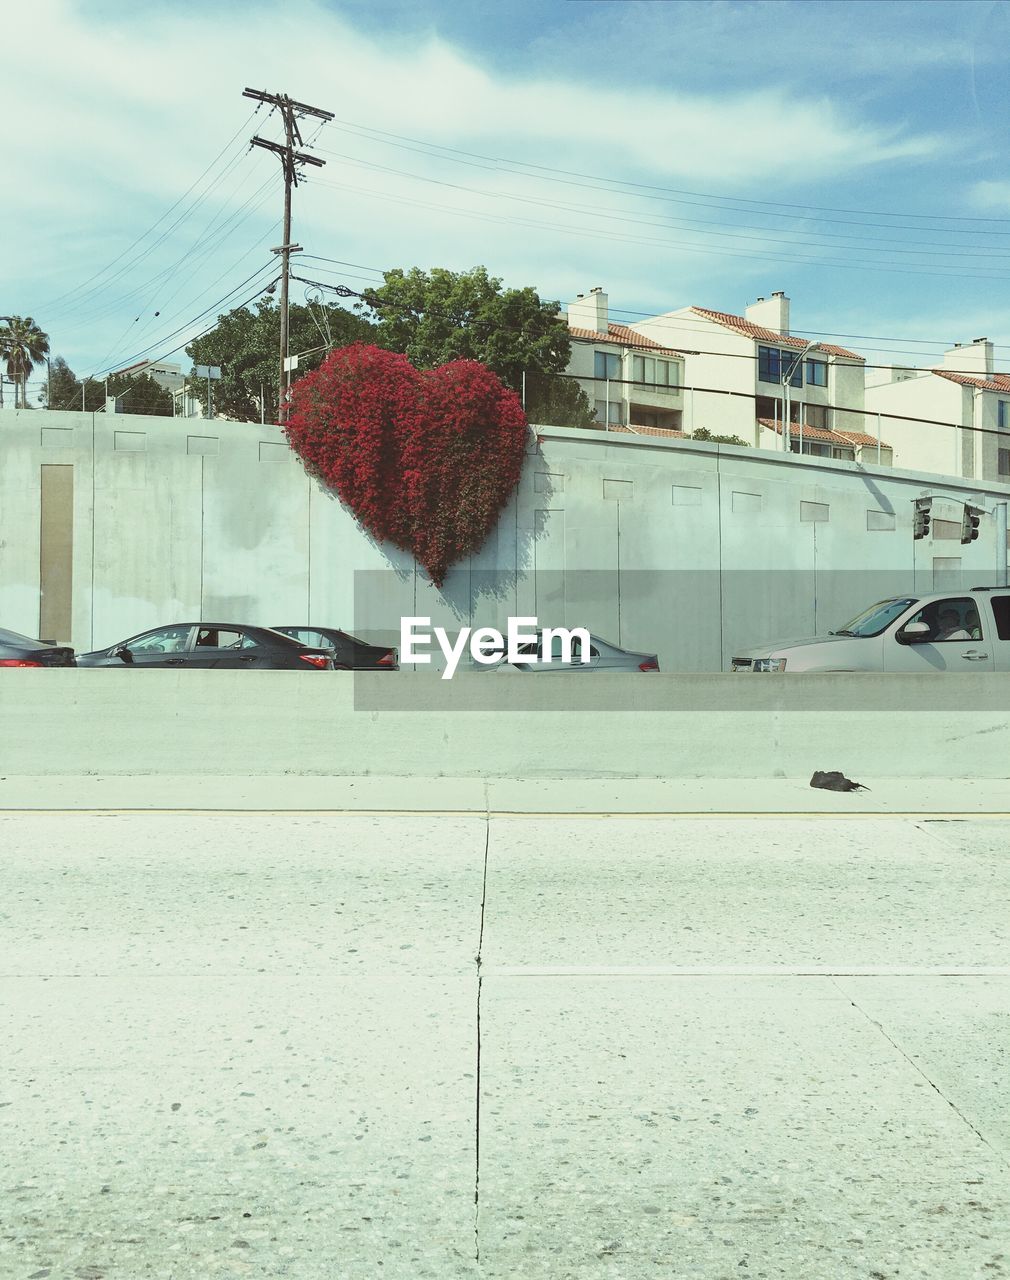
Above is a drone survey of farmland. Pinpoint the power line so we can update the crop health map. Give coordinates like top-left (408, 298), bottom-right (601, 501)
top-left (244, 86), bottom-right (333, 416)
top-left (304, 172), bottom-right (1010, 284)
top-left (556, 371), bottom-right (1010, 443)
top-left (319, 118), bottom-right (1010, 234)
top-left (41, 108), bottom-right (263, 317)
top-left (312, 149), bottom-right (1010, 264)
top-left (53, 168), bottom-right (277, 328)
top-left (86, 262), bottom-right (279, 380)
top-left (290, 260), bottom-right (1010, 373)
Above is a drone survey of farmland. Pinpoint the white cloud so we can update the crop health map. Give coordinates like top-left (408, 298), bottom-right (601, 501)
top-left (969, 181), bottom-right (1010, 211)
top-left (0, 0), bottom-right (970, 378)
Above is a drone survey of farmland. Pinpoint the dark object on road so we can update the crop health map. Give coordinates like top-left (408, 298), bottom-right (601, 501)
top-left (810, 770), bottom-right (870, 792)
top-left (0, 626), bottom-right (76, 667)
top-left (76, 623), bottom-right (334, 670)
top-left (272, 625), bottom-right (398, 670)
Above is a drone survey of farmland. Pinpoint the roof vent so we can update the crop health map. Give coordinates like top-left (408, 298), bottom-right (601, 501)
top-left (771, 290), bottom-right (785, 298)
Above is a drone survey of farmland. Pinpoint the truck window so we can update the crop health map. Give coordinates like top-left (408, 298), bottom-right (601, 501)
top-left (990, 595), bottom-right (1010, 641)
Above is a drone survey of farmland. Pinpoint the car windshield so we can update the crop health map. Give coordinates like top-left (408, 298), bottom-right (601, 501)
top-left (832, 597), bottom-right (917, 638)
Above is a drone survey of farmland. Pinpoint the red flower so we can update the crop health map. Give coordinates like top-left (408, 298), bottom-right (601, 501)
top-left (284, 344), bottom-right (528, 586)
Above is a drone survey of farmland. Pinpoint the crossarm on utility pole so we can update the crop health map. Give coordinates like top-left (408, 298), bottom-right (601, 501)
top-left (244, 88), bottom-right (332, 422)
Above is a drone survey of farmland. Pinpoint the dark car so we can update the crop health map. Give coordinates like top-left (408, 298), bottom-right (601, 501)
top-left (0, 626), bottom-right (76, 667)
top-left (272, 626), bottom-right (398, 671)
top-left (76, 623), bottom-right (334, 670)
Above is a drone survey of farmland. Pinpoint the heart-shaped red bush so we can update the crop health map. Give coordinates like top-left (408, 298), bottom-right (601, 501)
top-left (283, 343), bottom-right (528, 586)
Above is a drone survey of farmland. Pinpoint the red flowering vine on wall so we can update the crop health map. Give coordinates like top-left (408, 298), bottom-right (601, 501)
top-left (283, 343), bottom-right (528, 586)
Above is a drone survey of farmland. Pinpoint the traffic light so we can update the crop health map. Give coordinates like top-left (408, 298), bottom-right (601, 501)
top-left (961, 504), bottom-right (981, 544)
top-left (913, 499), bottom-right (931, 540)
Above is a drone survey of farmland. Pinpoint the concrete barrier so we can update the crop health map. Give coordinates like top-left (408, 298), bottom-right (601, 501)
top-left (2, 671), bottom-right (1009, 778)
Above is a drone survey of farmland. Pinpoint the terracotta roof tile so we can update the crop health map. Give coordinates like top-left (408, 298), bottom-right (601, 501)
top-left (612, 424), bottom-right (688, 439)
top-left (833, 430), bottom-right (892, 448)
top-left (567, 324), bottom-right (683, 356)
top-left (932, 369), bottom-right (1010, 392)
top-left (756, 419), bottom-right (890, 450)
top-left (690, 308), bottom-right (863, 361)
top-left (757, 417), bottom-right (861, 447)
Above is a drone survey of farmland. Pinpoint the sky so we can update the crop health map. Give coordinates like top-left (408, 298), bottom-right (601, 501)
top-left (4, 0), bottom-right (1010, 401)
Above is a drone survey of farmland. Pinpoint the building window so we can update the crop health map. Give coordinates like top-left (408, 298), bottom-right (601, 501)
top-left (632, 355), bottom-right (678, 388)
top-left (594, 400), bottom-right (623, 426)
top-left (999, 448), bottom-right (1010, 476)
top-left (758, 346), bottom-right (802, 387)
top-left (594, 351), bottom-right (620, 380)
top-left (999, 401), bottom-right (1009, 431)
top-left (805, 404), bottom-right (828, 430)
top-left (806, 359), bottom-right (827, 386)
top-left (758, 346), bottom-right (779, 383)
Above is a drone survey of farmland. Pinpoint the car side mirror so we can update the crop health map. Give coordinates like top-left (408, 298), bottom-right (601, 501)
top-left (899, 621), bottom-right (930, 645)
top-left (114, 645), bottom-right (134, 663)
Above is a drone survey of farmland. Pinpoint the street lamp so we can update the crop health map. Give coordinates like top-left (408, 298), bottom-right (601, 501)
top-left (781, 339), bottom-right (820, 455)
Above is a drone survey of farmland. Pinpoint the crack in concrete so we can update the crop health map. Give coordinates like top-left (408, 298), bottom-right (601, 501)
top-left (834, 978), bottom-right (1009, 1171)
top-left (474, 786), bottom-right (491, 1262)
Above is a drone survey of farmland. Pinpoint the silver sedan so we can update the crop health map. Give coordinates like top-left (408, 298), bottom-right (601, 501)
top-left (477, 630), bottom-right (660, 673)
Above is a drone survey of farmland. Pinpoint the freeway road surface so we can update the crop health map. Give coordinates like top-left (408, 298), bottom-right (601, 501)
top-left (2, 804), bottom-right (1008, 1278)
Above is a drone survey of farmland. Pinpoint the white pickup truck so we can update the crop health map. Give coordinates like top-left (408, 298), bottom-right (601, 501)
top-left (730, 588), bottom-right (1010, 672)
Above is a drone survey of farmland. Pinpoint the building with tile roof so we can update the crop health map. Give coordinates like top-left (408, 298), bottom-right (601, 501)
top-left (561, 287), bottom-right (883, 464)
top-left (631, 291), bottom-right (871, 457)
top-left (864, 338), bottom-right (1010, 484)
top-left (563, 288), bottom-right (686, 434)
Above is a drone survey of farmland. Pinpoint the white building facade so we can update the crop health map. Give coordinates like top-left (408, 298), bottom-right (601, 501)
top-left (565, 289), bottom-right (892, 464)
top-left (865, 338), bottom-right (1010, 485)
top-left (566, 288), bottom-right (686, 433)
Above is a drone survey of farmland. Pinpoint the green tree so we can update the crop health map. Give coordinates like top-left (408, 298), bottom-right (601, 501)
top-left (185, 298), bottom-right (374, 422)
top-left (691, 427), bottom-right (749, 447)
top-left (40, 355), bottom-right (82, 409)
top-left (363, 266), bottom-right (571, 393)
top-left (103, 371), bottom-right (174, 416)
top-left (1, 315), bottom-right (50, 408)
top-left (524, 372), bottom-right (597, 429)
top-left (41, 360), bottom-right (173, 415)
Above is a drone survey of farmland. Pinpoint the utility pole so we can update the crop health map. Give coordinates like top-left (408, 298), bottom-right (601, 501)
top-left (243, 88), bottom-right (332, 422)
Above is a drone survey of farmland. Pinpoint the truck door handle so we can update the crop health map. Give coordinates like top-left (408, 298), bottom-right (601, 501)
top-left (961, 652), bottom-right (989, 661)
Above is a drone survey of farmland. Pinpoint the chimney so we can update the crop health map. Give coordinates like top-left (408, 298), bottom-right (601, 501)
top-left (567, 287), bottom-right (609, 334)
top-left (941, 338), bottom-right (994, 378)
top-left (744, 291), bottom-right (790, 335)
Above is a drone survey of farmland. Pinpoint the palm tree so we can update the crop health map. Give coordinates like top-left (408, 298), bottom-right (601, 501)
top-left (0, 316), bottom-right (50, 408)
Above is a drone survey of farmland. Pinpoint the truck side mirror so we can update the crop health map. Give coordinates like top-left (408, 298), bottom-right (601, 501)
top-left (899, 621), bottom-right (931, 645)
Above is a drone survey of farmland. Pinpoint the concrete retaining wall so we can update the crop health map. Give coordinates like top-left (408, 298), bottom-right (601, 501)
top-left (2, 671), bottom-right (1008, 779)
top-left (3, 409), bottom-right (1009, 673)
